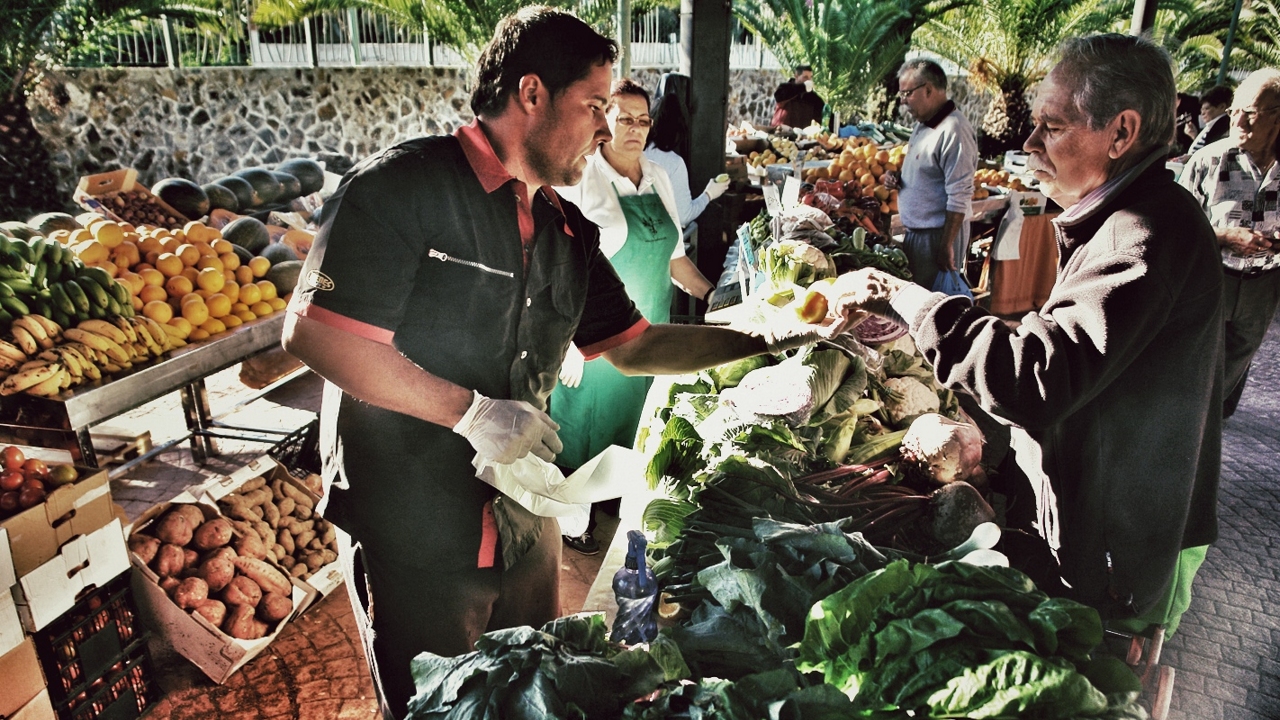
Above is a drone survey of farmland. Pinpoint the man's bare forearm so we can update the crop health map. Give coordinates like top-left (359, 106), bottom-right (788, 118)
top-left (603, 324), bottom-right (768, 376)
top-left (938, 210), bottom-right (966, 269)
top-left (282, 313), bottom-right (473, 428)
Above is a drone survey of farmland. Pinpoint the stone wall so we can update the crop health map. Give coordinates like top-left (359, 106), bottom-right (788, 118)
top-left (27, 65), bottom-right (993, 209)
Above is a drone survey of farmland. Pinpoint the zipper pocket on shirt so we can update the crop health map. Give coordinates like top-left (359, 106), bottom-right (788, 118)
top-left (427, 248), bottom-right (514, 278)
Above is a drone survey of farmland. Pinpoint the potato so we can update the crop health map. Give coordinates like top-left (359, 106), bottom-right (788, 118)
top-left (277, 528), bottom-right (295, 555)
top-left (174, 576), bottom-right (209, 609)
top-left (154, 512), bottom-right (193, 546)
top-left (223, 604), bottom-right (258, 639)
top-left (204, 545), bottom-right (237, 564)
top-left (232, 556), bottom-right (292, 596)
top-left (262, 500), bottom-right (280, 527)
top-left (271, 543), bottom-right (286, 562)
top-left (253, 521), bottom-right (274, 545)
top-left (257, 591), bottom-right (293, 622)
top-left (290, 563), bottom-right (308, 578)
top-left (183, 547), bottom-right (199, 569)
top-left (271, 478), bottom-right (285, 502)
top-left (251, 618), bottom-right (270, 639)
top-left (294, 530), bottom-right (316, 549)
top-left (152, 543), bottom-right (186, 577)
top-left (278, 555), bottom-right (296, 570)
top-left (235, 532), bottom-right (268, 560)
top-left (199, 556), bottom-right (236, 592)
top-left (128, 534), bottom-right (161, 565)
top-left (159, 576), bottom-right (181, 596)
top-left (276, 497), bottom-right (296, 517)
top-left (170, 504), bottom-right (206, 533)
top-left (191, 599), bottom-right (226, 627)
top-left (192, 517), bottom-right (233, 550)
top-left (302, 552), bottom-right (324, 572)
top-left (222, 575), bottom-right (262, 607)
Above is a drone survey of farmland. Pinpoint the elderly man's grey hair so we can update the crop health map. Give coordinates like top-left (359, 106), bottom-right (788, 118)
top-left (898, 58), bottom-right (947, 92)
top-left (1052, 34), bottom-right (1175, 151)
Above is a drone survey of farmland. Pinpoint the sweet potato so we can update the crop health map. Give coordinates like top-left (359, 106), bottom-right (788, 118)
top-left (232, 556), bottom-right (291, 596)
top-left (235, 532), bottom-right (268, 560)
top-left (222, 575), bottom-right (262, 607)
top-left (128, 534), bottom-right (161, 565)
top-left (271, 543), bottom-right (286, 562)
top-left (235, 476), bottom-right (267, 494)
top-left (174, 577), bottom-right (209, 609)
top-left (191, 599), bottom-right (226, 627)
top-left (192, 518), bottom-right (233, 550)
top-left (277, 528), bottom-right (295, 555)
top-left (278, 555), bottom-right (296, 570)
top-left (276, 497), bottom-right (295, 517)
top-left (152, 543), bottom-right (186, 577)
top-left (154, 512), bottom-right (193, 546)
top-left (261, 499), bottom-right (280, 527)
top-left (223, 604), bottom-right (257, 639)
top-left (280, 481), bottom-right (314, 510)
top-left (253, 521), bottom-right (274, 545)
top-left (204, 546), bottom-right (237, 564)
top-left (257, 591), bottom-right (293, 622)
top-left (290, 563), bottom-right (308, 578)
top-left (271, 478), bottom-right (285, 502)
top-left (170, 504), bottom-right (206, 533)
top-left (301, 552), bottom-right (325, 572)
top-left (199, 556), bottom-right (236, 592)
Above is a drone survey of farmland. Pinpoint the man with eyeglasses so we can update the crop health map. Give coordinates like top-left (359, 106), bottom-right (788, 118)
top-left (894, 58), bottom-right (979, 292)
top-left (1180, 68), bottom-right (1280, 417)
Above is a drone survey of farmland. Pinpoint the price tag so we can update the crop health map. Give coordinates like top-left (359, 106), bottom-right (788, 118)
top-left (782, 177), bottom-right (802, 209)
top-left (762, 184), bottom-right (783, 216)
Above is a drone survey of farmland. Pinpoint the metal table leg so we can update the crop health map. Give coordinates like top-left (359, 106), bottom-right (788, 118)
top-left (76, 428), bottom-right (99, 468)
top-left (180, 379), bottom-right (216, 463)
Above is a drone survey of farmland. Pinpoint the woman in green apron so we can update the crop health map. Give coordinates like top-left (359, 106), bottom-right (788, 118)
top-left (553, 79), bottom-right (717, 553)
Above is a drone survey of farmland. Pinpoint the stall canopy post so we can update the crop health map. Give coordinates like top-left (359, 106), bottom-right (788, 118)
top-left (680, 0), bottom-right (730, 192)
top-left (1218, 0), bottom-right (1245, 86)
top-left (618, 0), bottom-right (632, 78)
top-left (1128, 0), bottom-right (1158, 36)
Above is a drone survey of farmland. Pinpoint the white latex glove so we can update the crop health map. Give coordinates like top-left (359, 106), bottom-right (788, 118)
top-left (559, 343), bottom-right (585, 388)
top-left (703, 177), bottom-right (729, 201)
top-left (804, 79), bottom-right (815, 93)
top-left (453, 391), bottom-right (563, 463)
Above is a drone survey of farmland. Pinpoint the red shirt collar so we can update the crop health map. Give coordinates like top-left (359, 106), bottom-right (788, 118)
top-left (453, 119), bottom-right (572, 236)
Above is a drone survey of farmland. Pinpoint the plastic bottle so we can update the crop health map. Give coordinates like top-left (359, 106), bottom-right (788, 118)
top-left (610, 530), bottom-right (658, 644)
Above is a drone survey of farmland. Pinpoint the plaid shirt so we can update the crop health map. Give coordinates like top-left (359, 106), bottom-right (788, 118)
top-left (1180, 139), bottom-right (1280, 273)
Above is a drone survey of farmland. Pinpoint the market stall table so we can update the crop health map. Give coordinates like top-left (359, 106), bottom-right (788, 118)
top-left (988, 212), bottom-right (1061, 316)
top-left (0, 313), bottom-right (303, 474)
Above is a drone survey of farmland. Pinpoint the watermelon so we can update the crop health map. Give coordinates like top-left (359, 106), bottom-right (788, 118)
top-left (27, 212), bottom-right (80, 235)
top-left (259, 243), bottom-right (299, 265)
top-left (152, 178), bottom-right (209, 221)
top-left (213, 176), bottom-right (256, 210)
top-left (230, 244), bottom-right (255, 265)
top-left (202, 183), bottom-right (240, 213)
top-left (271, 171), bottom-right (302, 202)
top-left (275, 158), bottom-right (325, 196)
top-left (233, 168), bottom-right (283, 206)
top-left (222, 216), bottom-right (271, 254)
top-left (264, 260), bottom-right (303, 296)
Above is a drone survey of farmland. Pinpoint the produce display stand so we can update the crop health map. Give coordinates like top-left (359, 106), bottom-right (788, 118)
top-left (0, 313), bottom-right (306, 475)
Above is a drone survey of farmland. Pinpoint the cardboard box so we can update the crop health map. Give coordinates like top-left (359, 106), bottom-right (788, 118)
top-left (0, 528), bottom-right (23, 658)
top-left (0, 638), bottom-right (47, 718)
top-left (195, 456), bottom-right (343, 610)
top-left (13, 519), bottom-right (129, 633)
top-left (72, 168), bottom-right (190, 226)
top-left (128, 498), bottom-right (308, 684)
top-left (0, 468), bottom-right (114, 579)
top-left (8, 687), bottom-right (55, 720)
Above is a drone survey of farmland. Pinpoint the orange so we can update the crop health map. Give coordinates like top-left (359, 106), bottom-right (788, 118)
top-left (138, 268), bottom-right (165, 287)
top-left (211, 239), bottom-right (234, 255)
top-left (155, 253), bottom-right (184, 277)
top-left (206, 293), bottom-right (231, 318)
top-left (160, 236), bottom-right (181, 254)
top-left (188, 327), bottom-right (210, 341)
top-left (175, 244), bottom-right (200, 267)
top-left (143, 250), bottom-right (160, 267)
top-left (238, 282), bottom-right (262, 306)
top-left (256, 280), bottom-right (278, 301)
top-left (223, 269), bottom-right (236, 285)
top-left (182, 221), bottom-right (208, 241)
top-left (180, 292), bottom-right (204, 307)
top-left (196, 255), bottom-right (224, 273)
top-left (231, 302), bottom-right (250, 314)
top-left (218, 252), bottom-right (240, 271)
top-left (199, 318), bottom-right (226, 335)
top-left (267, 297), bottom-right (287, 311)
top-left (221, 314), bottom-right (243, 329)
top-left (143, 300), bottom-right (173, 324)
top-left (167, 317), bottom-right (192, 338)
top-left (181, 267), bottom-right (200, 284)
top-left (133, 262), bottom-right (154, 274)
top-left (74, 240), bottom-right (109, 265)
top-left (109, 250), bottom-right (133, 270)
top-left (194, 241), bottom-right (218, 258)
top-left (131, 295), bottom-right (144, 311)
top-left (248, 257), bottom-right (271, 278)
top-left (118, 271), bottom-right (145, 296)
top-left (250, 301), bottom-right (273, 317)
top-left (92, 222), bottom-right (125, 249)
top-left (221, 282), bottom-right (240, 303)
top-left (196, 267), bottom-right (225, 293)
top-left (69, 228), bottom-right (93, 244)
top-left (181, 300), bottom-right (209, 326)
top-left (235, 309), bottom-right (257, 323)
top-left (164, 275), bottom-right (193, 298)
top-left (234, 266), bottom-right (254, 285)
top-left (139, 285), bottom-right (167, 304)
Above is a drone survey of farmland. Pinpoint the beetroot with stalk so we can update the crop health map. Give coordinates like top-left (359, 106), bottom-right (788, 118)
top-left (900, 413), bottom-right (985, 486)
top-left (929, 481), bottom-right (996, 548)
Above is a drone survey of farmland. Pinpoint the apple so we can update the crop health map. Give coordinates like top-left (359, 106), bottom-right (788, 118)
top-left (0, 491), bottom-right (18, 512)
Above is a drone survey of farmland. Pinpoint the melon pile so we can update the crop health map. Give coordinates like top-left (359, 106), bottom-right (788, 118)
top-left (151, 159), bottom-right (326, 221)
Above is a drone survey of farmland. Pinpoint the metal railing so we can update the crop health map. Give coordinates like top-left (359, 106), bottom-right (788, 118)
top-left (69, 5), bottom-right (780, 70)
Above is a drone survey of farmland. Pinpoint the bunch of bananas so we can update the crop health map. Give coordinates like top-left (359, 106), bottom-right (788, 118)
top-left (0, 235), bottom-right (134, 332)
top-left (0, 314), bottom-right (185, 398)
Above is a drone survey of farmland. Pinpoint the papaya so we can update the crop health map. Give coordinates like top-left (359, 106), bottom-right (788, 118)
top-left (278, 229), bottom-right (314, 260)
top-left (27, 212), bottom-right (80, 235)
top-left (233, 168), bottom-right (283, 207)
top-left (275, 158), bottom-right (325, 196)
top-left (222, 217), bottom-right (271, 255)
top-left (264, 260), bottom-right (303, 296)
top-left (213, 176), bottom-right (256, 210)
top-left (152, 178), bottom-right (208, 221)
top-left (203, 183), bottom-right (240, 213)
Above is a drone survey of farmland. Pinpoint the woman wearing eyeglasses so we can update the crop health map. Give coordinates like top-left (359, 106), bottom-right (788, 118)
top-left (552, 78), bottom-right (716, 554)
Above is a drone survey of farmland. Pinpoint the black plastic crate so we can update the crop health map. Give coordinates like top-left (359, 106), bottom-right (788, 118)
top-left (33, 572), bottom-right (145, 705)
top-left (59, 644), bottom-right (156, 720)
top-left (268, 416), bottom-right (321, 479)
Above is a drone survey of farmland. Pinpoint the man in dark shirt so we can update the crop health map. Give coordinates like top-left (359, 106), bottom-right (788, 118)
top-left (282, 8), bottom-right (857, 718)
top-left (772, 65), bottom-right (825, 128)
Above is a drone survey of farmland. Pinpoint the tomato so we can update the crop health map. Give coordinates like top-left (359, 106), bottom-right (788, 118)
top-left (17, 485), bottom-right (46, 509)
top-left (0, 491), bottom-right (18, 512)
top-left (21, 458), bottom-right (48, 479)
top-left (1, 446), bottom-right (24, 471)
top-left (0, 471), bottom-right (23, 492)
top-left (21, 477), bottom-right (45, 493)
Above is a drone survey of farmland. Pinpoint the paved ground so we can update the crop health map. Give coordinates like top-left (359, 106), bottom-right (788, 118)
top-left (93, 315), bottom-right (1280, 719)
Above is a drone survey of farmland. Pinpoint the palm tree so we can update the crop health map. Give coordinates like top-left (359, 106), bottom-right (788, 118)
top-left (916, 0), bottom-right (1120, 156)
top-left (1, 0), bottom-right (212, 220)
top-left (1105, 0), bottom-right (1251, 93)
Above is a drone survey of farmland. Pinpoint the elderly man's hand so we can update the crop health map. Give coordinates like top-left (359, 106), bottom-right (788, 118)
top-left (825, 268), bottom-right (910, 319)
top-left (1220, 227), bottom-right (1275, 255)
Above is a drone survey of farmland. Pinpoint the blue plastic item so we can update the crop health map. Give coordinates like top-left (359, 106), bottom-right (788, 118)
top-left (932, 268), bottom-right (975, 300)
top-left (610, 530), bottom-right (659, 644)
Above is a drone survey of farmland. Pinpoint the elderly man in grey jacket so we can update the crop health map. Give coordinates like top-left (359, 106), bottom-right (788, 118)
top-left (828, 35), bottom-right (1223, 632)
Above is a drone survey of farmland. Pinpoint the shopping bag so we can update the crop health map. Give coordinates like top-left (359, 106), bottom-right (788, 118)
top-left (932, 268), bottom-right (974, 300)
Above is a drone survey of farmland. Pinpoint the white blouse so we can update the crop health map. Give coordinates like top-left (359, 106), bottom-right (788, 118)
top-left (557, 149), bottom-right (685, 261)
